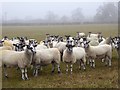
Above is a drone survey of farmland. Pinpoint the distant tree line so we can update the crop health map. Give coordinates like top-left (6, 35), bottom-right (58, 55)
top-left (2, 2), bottom-right (118, 25)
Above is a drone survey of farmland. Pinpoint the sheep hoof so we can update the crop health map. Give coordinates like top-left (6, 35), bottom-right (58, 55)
top-left (5, 75), bottom-right (8, 78)
top-left (34, 74), bottom-right (38, 77)
top-left (58, 72), bottom-right (62, 76)
top-left (105, 64), bottom-right (107, 67)
top-left (58, 71), bottom-right (61, 74)
top-left (22, 78), bottom-right (25, 80)
top-left (26, 78), bottom-right (29, 80)
top-left (51, 72), bottom-right (54, 75)
top-left (83, 68), bottom-right (86, 71)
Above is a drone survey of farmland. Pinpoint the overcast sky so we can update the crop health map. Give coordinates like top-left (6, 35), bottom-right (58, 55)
top-left (1, 1), bottom-right (118, 20)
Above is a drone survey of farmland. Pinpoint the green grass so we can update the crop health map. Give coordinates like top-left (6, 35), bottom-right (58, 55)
top-left (1, 24), bottom-right (119, 88)
top-left (2, 24), bottom-right (118, 41)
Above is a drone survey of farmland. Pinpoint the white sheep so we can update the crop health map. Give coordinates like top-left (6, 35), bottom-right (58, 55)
top-left (36, 44), bottom-right (47, 50)
top-left (0, 44), bottom-right (36, 80)
top-left (32, 48), bottom-right (61, 76)
top-left (54, 42), bottom-right (66, 61)
top-left (63, 43), bottom-right (86, 74)
top-left (2, 40), bottom-right (14, 49)
top-left (0, 46), bottom-right (12, 50)
top-left (83, 41), bottom-right (112, 68)
top-left (76, 32), bottom-right (85, 38)
top-left (99, 37), bottom-right (111, 45)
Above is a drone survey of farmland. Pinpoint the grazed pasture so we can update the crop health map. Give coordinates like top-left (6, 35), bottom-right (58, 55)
top-left (1, 24), bottom-right (119, 88)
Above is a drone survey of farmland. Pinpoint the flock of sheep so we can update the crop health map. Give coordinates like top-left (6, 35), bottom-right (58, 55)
top-left (0, 32), bottom-right (120, 80)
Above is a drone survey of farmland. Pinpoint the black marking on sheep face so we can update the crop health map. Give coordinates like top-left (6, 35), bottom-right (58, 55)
top-left (66, 44), bottom-right (75, 53)
top-left (98, 36), bottom-right (103, 43)
top-left (83, 41), bottom-right (90, 49)
top-left (13, 43), bottom-right (25, 51)
top-left (27, 44), bottom-right (36, 54)
top-left (111, 37), bottom-right (120, 49)
top-left (29, 39), bottom-right (38, 47)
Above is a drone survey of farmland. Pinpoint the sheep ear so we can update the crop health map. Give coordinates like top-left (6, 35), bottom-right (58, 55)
top-left (43, 40), bottom-right (45, 43)
top-left (26, 45), bottom-right (30, 48)
top-left (13, 44), bottom-right (17, 46)
top-left (22, 44), bottom-right (25, 47)
top-left (1, 41), bottom-right (4, 43)
top-left (72, 45), bottom-right (75, 47)
top-left (66, 44), bottom-right (69, 47)
top-left (17, 37), bottom-right (20, 39)
top-left (87, 41), bottom-right (90, 44)
top-left (34, 45), bottom-right (37, 47)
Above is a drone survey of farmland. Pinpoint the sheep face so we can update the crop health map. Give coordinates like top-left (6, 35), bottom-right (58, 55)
top-left (13, 43), bottom-right (25, 51)
top-left (29, 39), bottom-right (38, 46)
top-left (66, 44), bottom-right (75, 53)
top-left (43, 39), bottom-right (49, 48)
top-left (27, 44), bottom-right (37, 54)
top-left (111, 37), bottom-right (120, 49)
top-left (114, 41), bottom-right (120, 49)
top-left (98, 36), bottom-right (103, 43)
top-left (83, 41), bottom-right (90, 49)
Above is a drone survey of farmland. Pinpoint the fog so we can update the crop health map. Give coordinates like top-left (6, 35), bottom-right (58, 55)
top-left (1, 2), bottom-right (118, 24)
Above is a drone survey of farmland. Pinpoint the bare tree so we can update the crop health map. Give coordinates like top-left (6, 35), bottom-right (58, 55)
top-left (61, 15), bottom-right (69, 23)
top-left (45, 11), bottom-right (58, 23)
top-left (71, 8), bottom-right (85, 23)
top-left (94, 2), bottom-right (118, 23)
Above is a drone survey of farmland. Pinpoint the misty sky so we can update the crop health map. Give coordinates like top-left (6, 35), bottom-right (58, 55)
top-left (1, 2), bottom-right (113, 20)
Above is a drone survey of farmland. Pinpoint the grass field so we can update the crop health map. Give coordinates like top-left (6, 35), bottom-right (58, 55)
top-left (1, 24), bottom-right (119, 88)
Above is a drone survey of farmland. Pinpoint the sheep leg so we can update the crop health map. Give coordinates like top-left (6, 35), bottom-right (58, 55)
top-left (79, 61), bottom-right (81, 70)
top-left (51, 63), bottom-right (55, 74)
top-left (87, 59), bottom-right (90, 65)
top-left (24, 68), bottom-right (29, 80)
top-left (33, 65), bottom-right (36, 76)
top-left (66, 64), bottom-right (68, 74)
top-left (40, 66), bottom-right (43, 71)
top-left (108, 56), bottom-right (111, 67)
top-left (81, 59), bottom-right (86, 70)
top-left (102, 59), bottom-right (104, 62)
top-left (34, 68), bottom-right (38, 77)
top-left (105, 56), bottom-right (108, 66)
top-left (57, 64), bottom-right (61, 74)
top-left (90, 59), bottom-right (92, 67)
top-left (3, 64), bottom-right (8, 78)
top-left (21, 68), bottom-right (25, 80)
top-left (92, 59), bottom-right (95, 68)
top-left (33, 65), bottom-right (39, 77)
top-left (70, 64), bottom-right (73, 74)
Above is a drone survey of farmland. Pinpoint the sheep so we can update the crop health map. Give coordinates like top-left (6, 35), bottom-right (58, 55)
top-left (99, 37), bottom-right (111, 45)
top-left (2, 40), bottom-right (14, 49)
top-left (54, 42), bottom-right (66, 61)
top-left (0, 44), bottom-right (37, 80)
top-left (63, 41), bottom-right (86, 74)
top-left (32, 48), bottom-right (61, 76)
top-left (87, 32), bottom-right (100, 39)
top-left (76, 32), bottom-right (85, 38)
top-left (0, 46), bottom-right (12, 50)
top-left (36, 44), bottom-right (47, 50)
top-left (111, 36), bottom-right (120, 58)
top-left (83, 41), bottom-right (112, 68)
